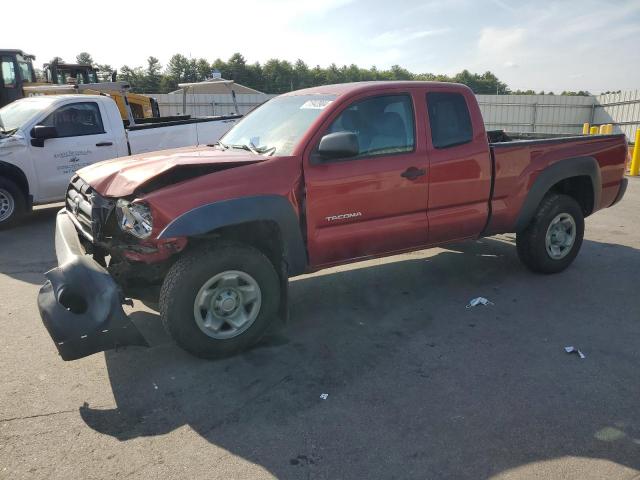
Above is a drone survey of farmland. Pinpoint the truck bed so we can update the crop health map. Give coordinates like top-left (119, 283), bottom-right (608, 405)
top-left (485, 134), bottom-right (628, 235)
top-left (126, 115), bottom-right (240, 155)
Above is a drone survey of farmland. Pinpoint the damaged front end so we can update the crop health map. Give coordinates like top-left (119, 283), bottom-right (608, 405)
top-left (37, 210), bottom-right (148, 361)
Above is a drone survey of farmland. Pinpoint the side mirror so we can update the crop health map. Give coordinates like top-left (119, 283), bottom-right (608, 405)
top-left (317, 131), bottom-right (359, 161)
top-left (30, 125), bottom-right (58, 147)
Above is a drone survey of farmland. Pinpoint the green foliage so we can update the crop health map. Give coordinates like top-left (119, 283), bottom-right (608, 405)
top-left (560, 90), bottom-right (591, 96)
top-left (95, 64), bottom-right (114, 82)
top-left (75, 52), bottom-right (94, 65)
top-left (60, 51), bottom-right (587, 97)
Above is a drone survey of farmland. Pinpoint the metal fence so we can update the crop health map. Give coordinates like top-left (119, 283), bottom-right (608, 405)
top-left (157, 91), bottom-right (640, 141)
top-left (155, 93), bottom-right (276, 117)
top-left (476, 94), bottom-right (595, 135)
top-left (594, 90), bottom-right (640, 141)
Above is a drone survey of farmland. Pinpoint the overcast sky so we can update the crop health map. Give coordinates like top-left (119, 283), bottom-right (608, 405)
top-left (8, 0), bottom-right (640, 93)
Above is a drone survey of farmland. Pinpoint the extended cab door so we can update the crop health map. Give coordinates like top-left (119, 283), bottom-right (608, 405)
top-left (303, 91), bottom-right (429, 267)
top-left (424, 89), bottom-right (492, 243)
top-left (28, 100), bottom-right (118, 202)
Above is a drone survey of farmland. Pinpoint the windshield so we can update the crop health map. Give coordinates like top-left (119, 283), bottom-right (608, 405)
top-left (0, 97), bottom-right (57, 132)
top-left (221, 94), bottom-right (336, 156)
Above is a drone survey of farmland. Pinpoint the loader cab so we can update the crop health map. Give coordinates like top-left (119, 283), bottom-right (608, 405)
top-left (44, 60), bottom-right (100, 85)
top-left (0, 49), bottom-right (36, 108)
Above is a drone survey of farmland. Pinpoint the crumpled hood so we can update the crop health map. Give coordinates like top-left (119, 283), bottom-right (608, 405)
top-left (77, 145), bottom-right (266, 197)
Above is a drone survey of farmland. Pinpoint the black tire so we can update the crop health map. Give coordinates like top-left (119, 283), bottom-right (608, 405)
top-left (0, 178), bottom-right (26, 230)
top-left (159, 242), bottom-right (281, 359)
top-left (516, 193), bottom-right (584, 274)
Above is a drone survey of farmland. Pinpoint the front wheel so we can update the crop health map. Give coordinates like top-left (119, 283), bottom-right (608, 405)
top-left (159, 242), bottom-right (281, 359)
top-left (0, 178), bottom-right (26, 230)
top-left (516, 193), bottom-right (585, 274)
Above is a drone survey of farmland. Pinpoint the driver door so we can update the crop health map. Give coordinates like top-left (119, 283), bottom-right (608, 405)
top-left (303, 91), bottom-right (429, 267)
top-left (29, 101), bottom-right (118, 202)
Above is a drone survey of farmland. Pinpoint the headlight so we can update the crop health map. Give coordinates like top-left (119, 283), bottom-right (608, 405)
top-left (116, 199), bottom-right (153, 239)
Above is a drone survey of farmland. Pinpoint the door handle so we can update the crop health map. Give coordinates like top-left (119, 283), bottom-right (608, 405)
top-left (95, 142), bottom-right (113, 147)
top-left (401, 167), bottom-right (427, 180)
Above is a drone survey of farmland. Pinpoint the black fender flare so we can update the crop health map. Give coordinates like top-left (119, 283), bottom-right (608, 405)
top-left (158, 195), bottom-right (308, 276)
top-left (515, 156), bottom-right (601, 232)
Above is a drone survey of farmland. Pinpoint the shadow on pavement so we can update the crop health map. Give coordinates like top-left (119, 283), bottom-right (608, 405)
top-left (0, 205), bottom-right (60, 285)
top-left (78, 236), bottom-right (640, 479)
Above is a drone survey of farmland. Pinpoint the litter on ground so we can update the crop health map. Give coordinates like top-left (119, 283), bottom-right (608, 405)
top-left (564, 346), bottom-right (586, 359)
top-left (320, 393), bottom-right (329, 400)
top-left (466, 297), bottom-right (494, 309)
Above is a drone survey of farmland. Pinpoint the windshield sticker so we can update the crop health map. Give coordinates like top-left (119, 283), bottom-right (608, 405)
top-left (300, 99), bottom-right (333, 110)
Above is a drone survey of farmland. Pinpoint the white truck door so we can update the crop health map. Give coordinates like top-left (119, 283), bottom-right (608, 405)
top-left (29, 100), bottom-right (118, 202)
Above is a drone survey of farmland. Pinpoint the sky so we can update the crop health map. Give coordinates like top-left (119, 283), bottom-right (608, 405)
top-left (5, 0), bottom-right (640, 93)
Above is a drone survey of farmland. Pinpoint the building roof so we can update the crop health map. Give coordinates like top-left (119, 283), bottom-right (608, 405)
top-left (170, 79), bottom-right (264, 95)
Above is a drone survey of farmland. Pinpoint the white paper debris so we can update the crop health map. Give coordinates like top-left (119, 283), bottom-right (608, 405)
top-left (564, 346), bottom-right (586, 359)
top-left (466, 297), bottom-right (494, 309)
top-left (320, 393), bottom-right (329, 400)
top-left (153, 383), bottom-right (159, 390)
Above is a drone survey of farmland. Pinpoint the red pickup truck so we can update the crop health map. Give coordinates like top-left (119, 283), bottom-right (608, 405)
top-left (37, 81), bottom-right (628, 361)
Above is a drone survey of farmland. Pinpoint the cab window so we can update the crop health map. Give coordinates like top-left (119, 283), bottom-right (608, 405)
top-left (327, 94), bottom-right (415, 158)
top-left (41, 102), bottom-right (105, 138)
top-left (426, 92), bottom-right (473, 149)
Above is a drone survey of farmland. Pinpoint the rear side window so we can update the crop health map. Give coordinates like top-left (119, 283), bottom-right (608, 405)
top-left (427, 92), bottom-right (473, 148)
top-left (41, 102), bottom-right (105, 138)
top-left (327, 94), bottom-right (415, 158)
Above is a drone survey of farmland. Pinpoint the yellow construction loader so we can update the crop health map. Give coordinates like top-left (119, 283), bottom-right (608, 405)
top-left (1, 50), bottom-right (159, 121)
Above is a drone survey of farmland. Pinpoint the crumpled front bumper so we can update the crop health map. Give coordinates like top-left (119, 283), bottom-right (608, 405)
top-left (37, 210), bottom-right (148, 361)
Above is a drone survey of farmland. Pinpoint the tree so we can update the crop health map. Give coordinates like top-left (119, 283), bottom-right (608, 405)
top-left (226, 53), bottom-right (249, 85)
top-left (76, 52), bottom-right (94, 65)
top-left (166, 54), bottom-right (190, 83)
top-left (561, 90), bottom-right (591, 96)
top-left (95, 64), bottom-right (114, 82)
top-left (195, 58), bottom-right (211, 81)
top-left (89, 52), bottom-right (525, 96)
top-left (144, 56), bottom-right (162, 92)
top-left (118, 65), bottom-right (144, 91)
top-left (293, 59), bottom-right (311, 89)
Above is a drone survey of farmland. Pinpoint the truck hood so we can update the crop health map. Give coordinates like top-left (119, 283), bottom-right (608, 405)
top-left (78, 145), bottom-right (267, 197)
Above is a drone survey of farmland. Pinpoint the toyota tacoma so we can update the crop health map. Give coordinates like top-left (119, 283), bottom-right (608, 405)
top-left (37, 81), bottom-right (628, 361)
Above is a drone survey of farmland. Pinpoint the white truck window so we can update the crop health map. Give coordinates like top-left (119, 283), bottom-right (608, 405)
top-left (41, 102), bottom-right (105, 138)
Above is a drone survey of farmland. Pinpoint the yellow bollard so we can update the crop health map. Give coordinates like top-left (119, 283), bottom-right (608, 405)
top-left (583, 123), bottom-right (590, 134)
top-left (608, 124), bottom-right (614, 134)
top-left (599, 124), bottom-right (607, 135)
top-left (630, 129), bottom-right (640, 176)
top-left (590, 126), bottom-right (599, 135)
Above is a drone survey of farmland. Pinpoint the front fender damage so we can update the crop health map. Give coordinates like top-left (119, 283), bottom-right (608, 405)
top-left (38, 256), bottom-right (148, 361)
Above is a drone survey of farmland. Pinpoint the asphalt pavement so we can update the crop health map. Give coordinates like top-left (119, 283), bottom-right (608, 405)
top-left (1, 180), bottom-right (639, 479)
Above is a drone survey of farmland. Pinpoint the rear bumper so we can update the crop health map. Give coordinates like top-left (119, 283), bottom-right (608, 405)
top-left (37, 210), bottom-right (148, 361)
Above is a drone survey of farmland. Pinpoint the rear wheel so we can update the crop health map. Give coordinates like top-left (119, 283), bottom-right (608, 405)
top-left (160, 242), bottom-right (281, 358)
top-left (516, 193), bottom-right (584, 274)
top-left (0, 178), bottom-right (26, 230)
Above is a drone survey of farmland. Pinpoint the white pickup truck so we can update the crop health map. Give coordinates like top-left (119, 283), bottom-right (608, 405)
top-left (0, 94), bottom-right (239, 227)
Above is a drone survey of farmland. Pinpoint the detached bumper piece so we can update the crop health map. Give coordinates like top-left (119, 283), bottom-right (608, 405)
top-left (37, 210), bottom-right (148, 361)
